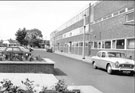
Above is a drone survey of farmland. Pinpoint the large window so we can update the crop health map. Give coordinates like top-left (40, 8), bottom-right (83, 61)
top-left (126, 12), bottom-right (134, 22)
top-left (102, 41), bottom-right (105, 48)
top-left (112, 40), bottom-right (116, 49)
top-left (116, 39), bottom-right (125, 49)
top-left (105, 41), bottom-right (111, 49)
top-left (127, 38), bottom-right (135, 49)
top-left (94, 42), bottom-right (97, 48)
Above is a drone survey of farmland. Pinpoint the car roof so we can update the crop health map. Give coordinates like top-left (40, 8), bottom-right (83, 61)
top-left (98, 50), bottom-right (123, 53)
top-left (6, 46), bottom-right (23, 48)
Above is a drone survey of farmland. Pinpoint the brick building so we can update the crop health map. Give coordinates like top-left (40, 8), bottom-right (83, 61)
top-left (50, 1), bottom-right (135, 60)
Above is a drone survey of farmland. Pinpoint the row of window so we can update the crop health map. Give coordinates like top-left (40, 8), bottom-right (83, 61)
top-left (92, 38), bottom-right (135, 49)
top-left (57, 8), bottom-right (89, 32)
top-left (55, 24), bottom-right (89, 40)
top-left (54, 7), bottom-right (134, 41)
top-left (93, 7), bottom-right (134, 24)
top-left (56, 38), bottom-right (135, 50)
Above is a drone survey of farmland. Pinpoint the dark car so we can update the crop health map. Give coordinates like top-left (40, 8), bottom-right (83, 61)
top-left (46, 48), bottom-right (53, 53)
top-left (2, 46), bottom-right (31, 61)
top-left (0, 47), bottom-right (6, 61)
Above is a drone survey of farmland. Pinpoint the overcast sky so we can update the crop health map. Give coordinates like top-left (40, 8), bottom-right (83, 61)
top-left (0, 1), bottom-right (95, 40)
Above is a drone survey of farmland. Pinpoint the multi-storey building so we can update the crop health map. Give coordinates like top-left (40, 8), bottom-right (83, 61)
top-left (50, 1), bottom-right (135, 60)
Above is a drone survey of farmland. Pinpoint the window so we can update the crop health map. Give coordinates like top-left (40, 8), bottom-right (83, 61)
top-left (127, 38), bottom-right (135, 49)
top-left (76, 43), bottom-right (78, 47)
top-left (95, 18), bottom-right (102, 23)
top-left (126, 12), bottom-right (134, 22)
top-left (102, 41), bottom-right (105, 48)
top-left (98, 42), bottom-right (101, 48)
top-left (106, 14), bottom-right (112, 19)
top-left (116, 39), bottom-right (125, 49)
top-left (113, 12), bottom-right (119, 16)
top-left (128, 7), bottom-right (134, 11)
top-left (103, 16), bottom-right (108, 20)
top-left (97, 52), bottom-right (101, 57)
top-left (85, 42), bottom-right (88, 46)
top-left (105, 41), bottom-right (111, 49)
top-left (112, 40), bottom-right (116, 49)
top-left (89, 42), bottom-right (94, 48)
top-left (102, 52), bottom-right (106, 57)
top-left (119, 9), bottom-right (125, 14)
top-left (86, 8), bottom-right (89, 16)
top-left (94, 42), bottom-right (97, 48)
top-left (79, 42), bottom-right (83, 46)
top-left (70, 32), bottom-right (72, 36)
top-left (6, 48), bottom-right (12, 51)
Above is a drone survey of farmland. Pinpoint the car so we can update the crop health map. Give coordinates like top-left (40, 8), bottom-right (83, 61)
top-left (2, 46), bottom-right (31, 61)
top-left (25, 46), bottom-right (34, 52)
top-left (46, 48), bottom-right (53, 53)
top-left (0, 47), bottom-right (6, 61)
top-left (91, 50), bottom-right (135, 75)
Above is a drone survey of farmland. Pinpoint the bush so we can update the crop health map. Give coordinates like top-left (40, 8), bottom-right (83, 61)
top-left (0, 79), bottom-right (79, 93)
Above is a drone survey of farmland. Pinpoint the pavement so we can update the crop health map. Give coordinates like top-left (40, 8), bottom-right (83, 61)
top-left (54, 51), bottom-right (92, 64)
top-left (0, 73), bottom-right (58, 93)
top-left (0, 73), bottom-right (102, 93)
top-left (0, 49), bottom-right (103, 93)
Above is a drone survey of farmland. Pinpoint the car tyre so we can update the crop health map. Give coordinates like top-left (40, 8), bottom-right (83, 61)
top-left (107, 64), bottom-right (113, 74)
top-left (129, 71), bottom-right (134, 76)
top-left (93, 62), bottom-right (97, 69)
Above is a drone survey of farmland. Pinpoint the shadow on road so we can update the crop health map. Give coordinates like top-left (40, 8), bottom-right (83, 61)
top-left (53, 68), bottom-right (67, 76)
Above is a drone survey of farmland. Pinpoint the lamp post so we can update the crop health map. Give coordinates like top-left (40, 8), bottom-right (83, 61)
top-left (82, 14), bottom-right (86, 59)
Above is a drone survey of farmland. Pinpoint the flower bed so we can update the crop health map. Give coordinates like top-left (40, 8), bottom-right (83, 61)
top-left (0, 57), bottom-right (55, 73)
top-left (0, 79), bottom-right (80, 93)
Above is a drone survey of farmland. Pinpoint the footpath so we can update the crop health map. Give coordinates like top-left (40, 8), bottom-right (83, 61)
top-left (54, 51), bottom-right (92, 64)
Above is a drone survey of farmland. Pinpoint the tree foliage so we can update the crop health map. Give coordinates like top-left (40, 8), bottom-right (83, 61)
top-left (15, 28), bottom-right (28, 46)
top-left (15, 28), bottom-right (43, 47)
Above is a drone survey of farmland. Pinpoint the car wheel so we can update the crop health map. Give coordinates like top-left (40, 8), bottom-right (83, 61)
top-left (129, 71), bottom-right (134, 76)
top-left (107, 64), bottom-right (113, 74)
top-left (92, 62), bottom-right (97, 69)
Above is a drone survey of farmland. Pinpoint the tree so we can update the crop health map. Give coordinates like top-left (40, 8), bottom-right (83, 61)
top-left (15, 28), bottom-right (43, 47)
top-left (25, 28), bottom-right (43, 40)
top-left (25, 28), bottom-right (43, 47)
top-left (15, 28), bottom-right (28, 46)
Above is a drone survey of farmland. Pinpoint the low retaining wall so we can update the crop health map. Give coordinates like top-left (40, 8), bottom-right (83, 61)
top-left (0, 58), bottom-right (55, 73)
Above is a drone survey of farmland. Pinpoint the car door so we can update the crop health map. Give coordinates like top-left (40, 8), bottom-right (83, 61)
top-left (94, 51), bottom-right (102, 67)
top-left (100, 52), bottom-right (108, 69)
top-left (5, 47), bottom-right (13, 60)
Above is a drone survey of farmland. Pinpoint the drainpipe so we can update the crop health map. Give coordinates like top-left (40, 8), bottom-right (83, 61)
top-left (82, 14), bottom-right (86, 59)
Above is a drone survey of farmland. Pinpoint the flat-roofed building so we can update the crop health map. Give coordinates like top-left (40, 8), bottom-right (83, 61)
top-left (50, 1), bottom-right (135, 60)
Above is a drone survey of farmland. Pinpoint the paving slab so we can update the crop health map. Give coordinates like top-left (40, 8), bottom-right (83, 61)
top-left (0, 73), bottom-right (58, 92)
top-left (68, 85), bottom-right (103, 93)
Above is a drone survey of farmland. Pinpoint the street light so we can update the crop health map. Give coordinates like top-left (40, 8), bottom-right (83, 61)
top-left (82, 14), bottom-right (86, 59)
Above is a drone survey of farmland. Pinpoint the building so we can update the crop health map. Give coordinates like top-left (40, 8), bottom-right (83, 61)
top-left (50, 1), bottom-right (135, 60)
top-left (0, 39), bottom-right (20, 47)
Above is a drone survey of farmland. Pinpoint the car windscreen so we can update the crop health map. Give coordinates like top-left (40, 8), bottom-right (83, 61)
top-left (108, 52), bottom-right (126, 58)
top-left (0, 47), bottom-right (6, 51)
top-left (20, 47), bottom-right (29, 52)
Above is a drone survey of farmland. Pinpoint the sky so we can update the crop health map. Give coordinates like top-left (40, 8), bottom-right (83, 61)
top-left (0, 1), bottom-right (95, 40)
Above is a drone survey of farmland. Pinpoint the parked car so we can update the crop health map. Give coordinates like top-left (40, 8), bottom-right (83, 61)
top-left (0, 47), bottom-right (6, 61)
top-left (91, 50), bottom-right (135, 75)
top-left (2, 46), bottom-right (31, 61)
top-left (25, 46), bottom-right (34, 52)
top-left (46, 48), bottom-right (53, 53)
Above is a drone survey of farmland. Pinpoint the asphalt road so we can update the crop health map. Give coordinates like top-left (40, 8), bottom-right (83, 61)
top-left (33, 49), bottom-right (135, 93)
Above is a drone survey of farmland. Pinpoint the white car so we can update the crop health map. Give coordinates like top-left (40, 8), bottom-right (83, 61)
top-left (91, 51), bottom-right (135, 75)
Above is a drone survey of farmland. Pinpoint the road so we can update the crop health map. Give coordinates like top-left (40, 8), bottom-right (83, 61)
top-left (33, 49), bottom-right (135, 93)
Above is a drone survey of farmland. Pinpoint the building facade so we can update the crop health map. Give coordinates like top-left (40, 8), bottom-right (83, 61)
top-left (50, 1), bottom-right (135, 60)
